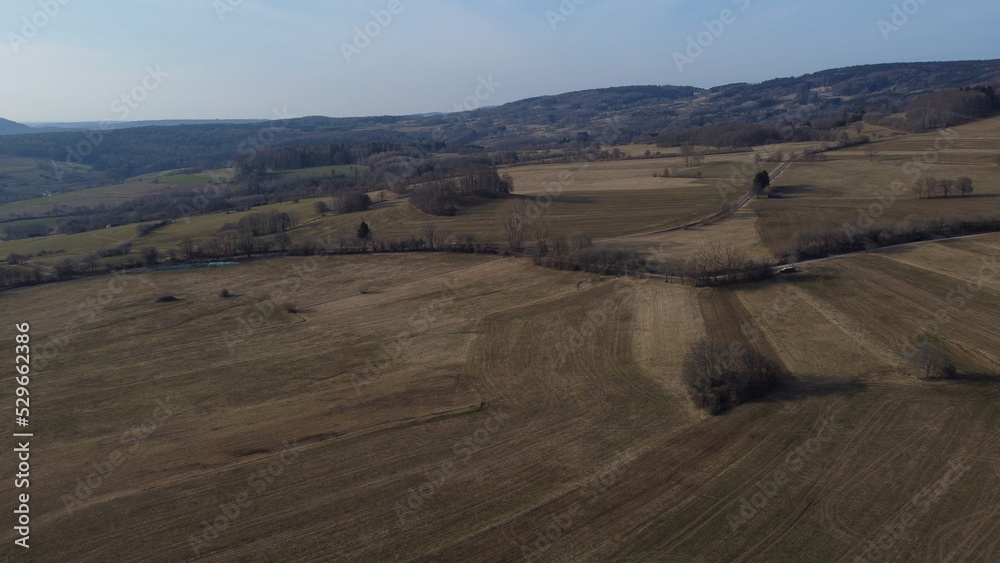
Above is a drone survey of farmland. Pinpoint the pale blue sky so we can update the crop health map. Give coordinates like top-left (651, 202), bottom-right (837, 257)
top-left (2, 0), bottom-right (998, 122)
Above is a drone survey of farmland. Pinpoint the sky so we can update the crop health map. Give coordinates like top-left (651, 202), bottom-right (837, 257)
top-left (1, 0), bottom-right (999, 123)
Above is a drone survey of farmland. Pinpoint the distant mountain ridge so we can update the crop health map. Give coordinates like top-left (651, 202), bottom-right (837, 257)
top-left (20, 119), bottom-right (267, 132)
top-left (0, 118), bottom-right (33, 136)
top-left (0, 119), bottom-right (268, 136)
top-left (458, 59), bottom-right (1000, 147)
top-left (0, 59), bottom-right (997, 172)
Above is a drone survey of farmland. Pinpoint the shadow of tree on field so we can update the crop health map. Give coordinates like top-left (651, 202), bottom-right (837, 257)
top-left (775, 271), bottom-right (845, 284)
top-left (771, 184), bottom-right (814, 196)
top-left (756, 375), bottom-right (867, 406)
top-left (938, 372), bottom-right (1000, 402)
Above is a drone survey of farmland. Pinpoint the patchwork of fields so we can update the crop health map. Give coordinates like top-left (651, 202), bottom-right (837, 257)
top-left (2, 231), bottom-right (998, 560)
top-left (1, 115), bottom-right (999, 561)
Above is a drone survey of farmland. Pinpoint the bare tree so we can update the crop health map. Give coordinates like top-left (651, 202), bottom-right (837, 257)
top-left (914, 176), bottom-right (941, 199)
top-left (178, 238), bottom-right (195, 260)
top-left (273, 232), bottom-right (292, 252)
top-left (532, 214), bottom-right (551, 260)
top-left (141, 246), bottom-right (159, 267)
top-left (421, 224), bottom-right (438, 251)
top-left (956, 177), bottom-right (975, 197)
top-left (434, 229), bottom-right (449, 251)
top-left (551, 234), bottom-right (569, 256)
top-left (864, 145), bottom-right (879, 161)
top-left (685, 249), bottom-right (713, 287)
top-left (908, 342), bottom-right (956, 381)
top-left (236, 231), bottom-right (256, 257)
top-left (498, 199), bottom-right (530, 252)
top-left (569, 232), bottom-right (592, 251)
top-left (82, 253), bottom-right (101, 272)
top-left (938, 178), bottom-right (956, 198)
top-left (680, 144), bottom-right (705, 167)
top-left (533, 214), bottom-right (551, 242)
top-left (314, 201), bottom-right (330, 217)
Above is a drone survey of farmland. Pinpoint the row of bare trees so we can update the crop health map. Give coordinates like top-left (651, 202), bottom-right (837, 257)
top-left (663, 244), bottom-right (775, 287)
top-left (785, 213), bottom-right (1000, 262)
top-left (912, 176), bottom-right (975, 198)
top-left (680, 144), bottom-right (706, 167)
top-left (410, 166), bottom-right (514, 216)
top-left (233, 210), bottom-right (299, 237)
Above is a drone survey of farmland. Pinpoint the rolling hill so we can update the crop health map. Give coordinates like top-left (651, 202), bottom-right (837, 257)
top-left (0, 59), bottom-right (996, 177)
top-left (0, 117), bottom-right (33, 136)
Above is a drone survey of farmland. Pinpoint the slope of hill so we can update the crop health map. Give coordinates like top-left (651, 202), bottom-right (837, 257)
top-left (0, 118), bottom-right (33, 136)
top-left (470, 60), bottom-right (1000, 147)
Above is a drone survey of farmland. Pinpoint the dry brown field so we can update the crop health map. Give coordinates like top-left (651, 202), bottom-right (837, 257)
top-left (1, 231), bottom-right (997, 561)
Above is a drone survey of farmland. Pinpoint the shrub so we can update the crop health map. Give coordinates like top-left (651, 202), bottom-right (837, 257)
top-left (681, 338), bottom-right (786, 414)
top-left (332, 191), bottom-right (372, 214)
top-left (410, 180), bottom-right (459, 216)
top-left (219, 288), bottom-right (232, 298)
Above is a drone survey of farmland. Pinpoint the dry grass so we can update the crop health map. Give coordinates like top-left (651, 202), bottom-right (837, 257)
top-left (292, 188), bottom-right (723, 244)
top-left (2, 116), bottom-right (1000, 562)
top-left (599, 208), bottom-right (771, 264)
top-left (2, 235), bottom-right (998, 561)
top-left (0, 178), bottom-right (197, 219)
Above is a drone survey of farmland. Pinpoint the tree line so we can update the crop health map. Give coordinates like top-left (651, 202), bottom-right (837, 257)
top-left (784, 213), bottom-right (1000, 262)
top-left (912, 176), bottom-right (975, 198)
top-left (410, 166), bottom-right (514, 216)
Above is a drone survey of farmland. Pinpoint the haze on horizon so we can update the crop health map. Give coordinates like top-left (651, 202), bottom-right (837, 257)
top-left (2, 0), bottom-right (998, 123)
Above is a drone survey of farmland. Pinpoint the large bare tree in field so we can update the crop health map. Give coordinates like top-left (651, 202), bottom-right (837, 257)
top-left (498, 199), bottom-right (530, 252)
